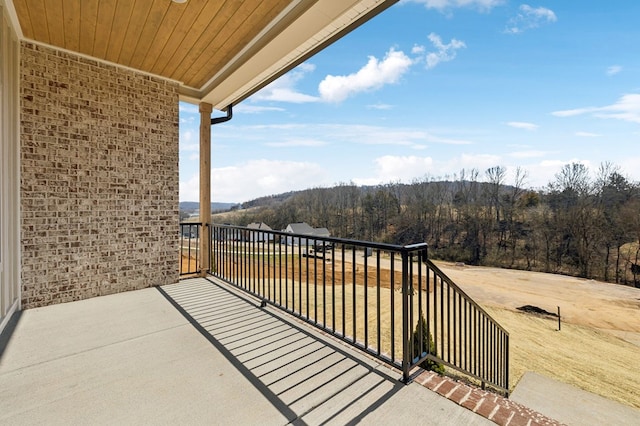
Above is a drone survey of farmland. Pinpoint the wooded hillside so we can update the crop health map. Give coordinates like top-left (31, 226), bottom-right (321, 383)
top-left (214, 163), bottom-right (640, 286)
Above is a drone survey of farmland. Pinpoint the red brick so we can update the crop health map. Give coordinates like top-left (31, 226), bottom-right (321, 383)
top-left (434, 379), bottom-right (457, 396)
top-left (507, 413), bottom-right (531, 426)
top-left (460, 390), bottom-right (483, 411)
top-left (489, 405), bottom-right (513, 425)
top-left (475, 399), bottom-right (498, 419)
top-left (448, 385), bottom-right (471, 404)
top-left (416, 370), bottom-right (437, 386)
top-left (425, 375), bottom-right (448, 391)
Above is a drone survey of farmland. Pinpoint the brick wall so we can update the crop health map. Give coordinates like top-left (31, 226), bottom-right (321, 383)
top-left (20, 42), bottom-right (180, 308)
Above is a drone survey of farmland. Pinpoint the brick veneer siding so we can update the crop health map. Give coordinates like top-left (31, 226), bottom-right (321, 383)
top-left (20, 42), bottom-right (180, 308)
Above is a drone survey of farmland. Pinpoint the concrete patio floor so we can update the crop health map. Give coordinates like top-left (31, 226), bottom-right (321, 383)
top-left (0, 277), bottom-right (492, 425)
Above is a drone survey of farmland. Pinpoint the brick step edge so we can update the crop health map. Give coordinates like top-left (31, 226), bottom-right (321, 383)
top-left (415, 370), bottom-right (566, 426)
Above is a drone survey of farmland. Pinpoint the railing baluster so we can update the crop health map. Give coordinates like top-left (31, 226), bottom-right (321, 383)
top-left (285, 237), bottom-right (289, 311)
top-left (417, 251), bottom-right (423, 359)
top-left (352, 247), bottom-right (356, 344)
top-left (426, 260), bottom-right (431, 356)
top-left (322, 241), bottom-right (326, 328)
top-left (341, 244), bottom-right (346, 337)
top-left (364, 248), bottom-right (368, 349)
top-left (447, 283), bottom-right (451, 363)
top-left (376, 250), bottom-right (381, 356)
top-left (306, 238), bottom-right (310, 320)
top-left (331, 244), bottom-right (336, 333)
top-left (278, 237), bottom-right (282, 306)
top-left (298, 239), bottom-right (302, 316)
top-left (314, 238), bottom-right (318, 324)
top-left (401, 248), bottom-right (410, 383)
top-left (390, 252), bottom-right (395, 363)
top-left (409, 254), bottom-right (414, 362)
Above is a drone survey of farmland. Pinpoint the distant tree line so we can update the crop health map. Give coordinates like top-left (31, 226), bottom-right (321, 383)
top-left (215, 162), bottom-right (640, 287)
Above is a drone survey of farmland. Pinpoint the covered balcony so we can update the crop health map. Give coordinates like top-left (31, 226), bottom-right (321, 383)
top-left (4, 0), bottom-right (625, 424)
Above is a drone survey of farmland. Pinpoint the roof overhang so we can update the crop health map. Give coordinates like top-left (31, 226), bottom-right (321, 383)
top-left (7, 0), bottom-right (398, 110)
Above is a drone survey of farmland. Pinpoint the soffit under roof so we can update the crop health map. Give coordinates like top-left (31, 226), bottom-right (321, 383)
top-left (9, 0), bottom-right (397, 110)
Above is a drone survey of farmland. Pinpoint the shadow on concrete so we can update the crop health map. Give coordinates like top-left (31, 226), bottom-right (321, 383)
top-left (0, 310), bottom-right (22, 363)
top-left (157, 278), bottom-right (406, 425)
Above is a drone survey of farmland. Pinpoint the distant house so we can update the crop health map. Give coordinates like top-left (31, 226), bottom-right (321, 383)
top-left (285, 222), bottom-right (316, 235)
top-left (246, 222), bottom-right (274, 242)
top-left (314, 228), bottom-right (331, 238)
top-left (285, 222), bottom-right (331, 247)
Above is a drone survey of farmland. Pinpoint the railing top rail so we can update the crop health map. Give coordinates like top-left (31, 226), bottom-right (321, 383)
top-left (424, 258), bottom-right (510, 336)
top-left (210, 222), bottom-right (428, 253)
top-left (402, 242), bottom-right (429, 251)
top-left (180, 221), bottom-right (203, 226)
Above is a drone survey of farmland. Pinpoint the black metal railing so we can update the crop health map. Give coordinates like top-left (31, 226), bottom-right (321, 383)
top-left (409, 258), bottom-right (509, 394)
top-left (179, 222), bottom-right (201, 275)
top-left (193, 223), bottom-right (508, 394)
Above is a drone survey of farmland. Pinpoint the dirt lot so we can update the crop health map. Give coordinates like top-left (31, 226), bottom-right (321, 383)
top-left (435, 262), bottom-right (640, 345)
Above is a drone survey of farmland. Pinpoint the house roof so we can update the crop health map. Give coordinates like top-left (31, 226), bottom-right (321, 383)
top-left (286, 222), bottom-right (330, 237)
top-left (7, 0), bottom-right (397, 109)
top-left (314, 227), bottom-right (331, 237)
top-left (247, 222), bottom-right (272, 230)
top-left (286, 222), bottom-right (316, 235)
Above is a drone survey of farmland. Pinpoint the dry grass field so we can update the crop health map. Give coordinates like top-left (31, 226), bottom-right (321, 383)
top-left (182, 249), bottom-right (640, 409)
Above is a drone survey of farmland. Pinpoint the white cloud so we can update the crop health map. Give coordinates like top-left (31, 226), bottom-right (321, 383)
top-left (402, 0), bottom-right (505, 12)
top-left (367, 103), bottom-right (394, 110)
top-left (619, 157), bottom-right (640, 180)
top-left (318, 48), bottom-right (413, 103)
top-left (511, 162), bottom-right (557, 188)
top-left (552, 107), bottom-right (593, 118)
top-left (179, 130), bottom-right (198, 152)
top-left (180, 160), bottom-right (328, 203)
top-left (245, 123), bottom-right (302, 131)
top-left (251, 64), bottom-right (319, 103)
top-left (425, 33), bottom-right (466, 69)
top-left (606, 65), bottom-right (622, 76)
top-left (265, 139), bottom-right (328, 148)
top-left (508, 150), bottom-right (547, 158)
top-left (353, 153), bottom-right (501, 186)
top-left (254, 87), bottom-right (319, 104)
top-left (411, 44), bottom-right (426, 54)
top-left (234, 105), bottom-right (286, 114)
top-left (455, 153), bottom-right (502, 170)
top-left (353, 155), bottom-right (435, 185)
top-left (319, 124), bottom-right (473, 148)
top-left (505, 4), bottom-right (557, 34)
top-left (178, 103), bottom-right (198, 114)
top-left (235, 122), bottom-right (471, 148)
top-left (552, 93), bottom-right (640, 124)
top-left (575, 131), bottom-right (601, 137)
top-left (180, 130), bottom-right (194, 143)
top-left (507, 121), bottom-right (539, 131)
top-left (179, 175), bottom-right (200, 203)
top-left (348, 151), bottom-right (640, 191)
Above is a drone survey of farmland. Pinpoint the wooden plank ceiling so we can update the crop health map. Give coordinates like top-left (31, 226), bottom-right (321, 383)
top-left (10, 0), bottom-right (398, 108)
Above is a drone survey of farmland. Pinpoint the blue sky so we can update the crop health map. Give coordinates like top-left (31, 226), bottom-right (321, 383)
top-left (179, 0), bottom-right (640, 203)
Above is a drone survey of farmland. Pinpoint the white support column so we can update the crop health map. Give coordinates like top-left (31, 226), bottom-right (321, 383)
top-left (198, 102), bottom-right (212, 276)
